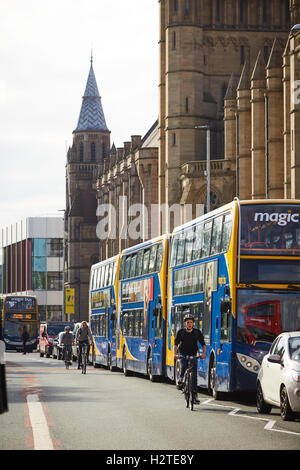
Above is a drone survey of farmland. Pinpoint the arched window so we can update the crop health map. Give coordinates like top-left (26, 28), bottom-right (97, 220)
top-left (184, 0), bottom-right (189, 16)
top-left (262, 0), bottom-right (267, 24)
top-left (91, 142), bottom-right (96, 162)
top-left (79, 143), bottom-right (84, 162)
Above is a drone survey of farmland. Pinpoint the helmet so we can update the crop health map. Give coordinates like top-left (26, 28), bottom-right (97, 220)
top-left (65, 326), bottom-right (71, 331)
top-left (183, 313), bottom-right (194, 322)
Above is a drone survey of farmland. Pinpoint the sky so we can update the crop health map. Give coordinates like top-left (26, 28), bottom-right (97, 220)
top-left (0, 0), bottom-right (159, 231)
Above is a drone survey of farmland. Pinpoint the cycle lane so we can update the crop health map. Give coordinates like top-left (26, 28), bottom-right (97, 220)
top-left (2, 358), bottom-right (60, 450)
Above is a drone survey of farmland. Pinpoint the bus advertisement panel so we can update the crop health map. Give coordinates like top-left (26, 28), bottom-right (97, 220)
top-left (1, 295), bottom-right (39, 351)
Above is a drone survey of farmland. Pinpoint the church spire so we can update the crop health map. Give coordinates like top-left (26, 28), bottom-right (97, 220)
top-left (75, 58), bottom-right (109, 132)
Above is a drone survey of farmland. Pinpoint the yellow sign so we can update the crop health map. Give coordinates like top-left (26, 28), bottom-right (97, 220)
top-left (65, 288), bottom-right (75, 314)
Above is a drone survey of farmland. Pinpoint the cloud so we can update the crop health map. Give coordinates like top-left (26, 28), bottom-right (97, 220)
top-left (0, 0), bottom-right (158, 230)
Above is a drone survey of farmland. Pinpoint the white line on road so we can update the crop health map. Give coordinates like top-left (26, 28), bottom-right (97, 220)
top-left (26, 394), bottom-right (54, 450)
top-left (201, 399), bottom-right (300, 437)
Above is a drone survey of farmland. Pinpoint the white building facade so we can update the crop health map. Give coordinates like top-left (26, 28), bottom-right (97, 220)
top-left (0, 217), bottom-right (64, 322)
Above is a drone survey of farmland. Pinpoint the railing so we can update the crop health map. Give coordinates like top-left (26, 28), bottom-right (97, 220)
top-left (181, 160), bottom-right (230, 176)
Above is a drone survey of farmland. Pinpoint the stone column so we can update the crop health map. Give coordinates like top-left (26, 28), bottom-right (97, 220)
top-left (251, 50), bottom-right (266, 199)
top-left (266, 39), bottom-right (284, 199)
top-left (283, 38), bottom-right (291, 199)
top-left (290, 29), bottom-right (300, 198)
top-left (237, 62), bottom-right (252, 199)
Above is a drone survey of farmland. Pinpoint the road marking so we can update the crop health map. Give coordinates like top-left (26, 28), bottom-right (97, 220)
top-left (26, 394), bottom-right (54, 450)
top-left (201, 399), bottom-right (300, 437)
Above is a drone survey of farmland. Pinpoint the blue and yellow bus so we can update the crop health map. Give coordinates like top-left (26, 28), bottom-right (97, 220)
top-left (0, 295), bottom-right (39, 351)
top-left (89, 255), bottom-right (120, 369)
top-left (166, 199), bottom-right (300, 397)
top-left (116, 234), bottom-right (169, 380)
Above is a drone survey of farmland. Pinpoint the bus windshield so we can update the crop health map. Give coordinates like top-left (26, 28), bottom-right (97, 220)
top-left (5, 296), bottom-right (37, 312)
top-left (4, 320), bottom-right (37, 339)
top-left (236, 289), bottom-right (300, 347)
top-left (240, 204), bottom-right (300, 255)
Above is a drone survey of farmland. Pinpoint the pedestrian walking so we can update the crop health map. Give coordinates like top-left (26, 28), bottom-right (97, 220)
top-left (21, 326), bottom-right (29, 354)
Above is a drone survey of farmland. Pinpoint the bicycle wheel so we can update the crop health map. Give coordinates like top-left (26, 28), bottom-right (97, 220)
top-left (65, 348), bottom-right (70, 369)
top-left (189, 373), bottom-right (194, 411)
top-left (82, 347), bottom-right (87, 374)
top-left (183, 372), bottom-right (190, 409)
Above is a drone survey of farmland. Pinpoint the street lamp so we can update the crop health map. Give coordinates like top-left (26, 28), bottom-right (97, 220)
top-left (58, 209), bottom-right (66, 321)
top-left (195, 125), bottom-right (211, 213)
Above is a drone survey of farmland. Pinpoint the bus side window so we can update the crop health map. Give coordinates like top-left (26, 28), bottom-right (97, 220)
top-left (177, 233), bottom-right (185, 265)
top-left (155, 243), bottom-right (164, 272)
top-left (221, 213), bottom-right (232, 252)
top-left (170, 236), bottom-right (178, 267)
top-left (149, 244), bottom-right (158, 273)
top-left (136, 250), bottom-right (143, 276)
top-left (130, 253), bottom-right (137, 278)
top-left (143, 249), bottom-right (150, 274)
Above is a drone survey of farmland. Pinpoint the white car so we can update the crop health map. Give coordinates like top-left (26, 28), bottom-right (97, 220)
top-left (256, 332), bottom-right (300, 421)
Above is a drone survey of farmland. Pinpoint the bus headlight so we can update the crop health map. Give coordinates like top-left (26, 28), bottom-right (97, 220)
top-left (237, 353), bottom-right (261, 374)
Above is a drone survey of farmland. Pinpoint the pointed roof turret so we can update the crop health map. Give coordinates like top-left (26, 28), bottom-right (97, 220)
top-left (224, 73), bottom-right (239, 100)
top-left (251, 50), bottom-right (266, 81)
top-left (266, 38), bottom-right (283, 69)
top-left (75, 58), bottom-right (109, 132)
top-left (237, 61), bottom-right (251, 91)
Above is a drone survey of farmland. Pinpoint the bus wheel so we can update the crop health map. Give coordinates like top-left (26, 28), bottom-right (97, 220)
top-left (108, 350), bottom-right (115, 372)
top-left (93, 351), bottom-right (100, 368)
top-left (147, 351), bottom-right (158, 382)
top-left (208, 355), bottom-right (220, 400)
top-left (123, 349), bottom-right (132, 376)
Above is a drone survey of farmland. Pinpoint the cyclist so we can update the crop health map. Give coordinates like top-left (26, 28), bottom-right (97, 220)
top-left (76, 321), bottom-right (92, 369)
top-left (174, 313), bottom-right (206, 404)
top-left (61, 326), bottom-right (73, 365)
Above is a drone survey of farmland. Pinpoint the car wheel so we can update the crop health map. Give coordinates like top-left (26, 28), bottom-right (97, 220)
top-left (256, 382), bottom-right (272, 414)
top-left (280, 386), bottom-right (294, 421)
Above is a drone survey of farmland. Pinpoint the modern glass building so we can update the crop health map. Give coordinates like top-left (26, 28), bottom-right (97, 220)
top-left (0, 217), bottom-right (64, 322)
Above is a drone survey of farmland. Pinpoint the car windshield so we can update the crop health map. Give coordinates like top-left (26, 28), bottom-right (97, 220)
top-left (288, 337), bottom-right (300, 362)
top-left (236, 290), bottom-right (300, 348)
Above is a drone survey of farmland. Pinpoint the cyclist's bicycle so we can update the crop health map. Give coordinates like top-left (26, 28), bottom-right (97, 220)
top-left (64, 345), bottom-right (72, 370)
top-left (180, 355), bottom-right (200, 411)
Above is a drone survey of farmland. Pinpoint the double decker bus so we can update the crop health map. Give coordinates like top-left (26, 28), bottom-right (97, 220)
top-left (89, 255), bottom-right (120, 369)
top-left (166, 199), bottom-right (300, 397)
top-left (0, 295), bottom-right (39, 351)
top-left (117, 234), bottom-right (169, 380)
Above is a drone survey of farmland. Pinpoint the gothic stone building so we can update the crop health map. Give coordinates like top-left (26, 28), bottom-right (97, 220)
top-left (66, 1), bottom-right (300, 320)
